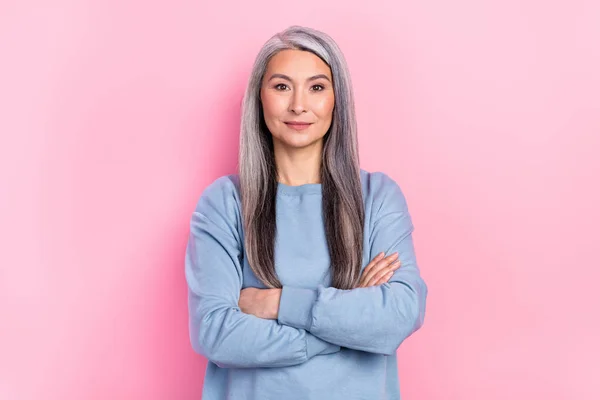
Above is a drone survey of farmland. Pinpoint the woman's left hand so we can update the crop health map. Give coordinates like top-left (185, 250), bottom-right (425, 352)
top-left (238, 287), bottom-right (281, 320)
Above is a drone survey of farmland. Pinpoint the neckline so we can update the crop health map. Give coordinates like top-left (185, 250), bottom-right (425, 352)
top-left (277, 181), bottom-right (322, 195)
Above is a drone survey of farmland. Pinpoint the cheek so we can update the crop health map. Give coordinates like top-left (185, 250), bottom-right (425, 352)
top-left (261, 91), bottom-right (287, 119)
top-left (314, 95), bottom-right (335, 119)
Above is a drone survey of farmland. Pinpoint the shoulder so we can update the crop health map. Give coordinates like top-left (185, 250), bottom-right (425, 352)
top-left (196, 174), bottom-right (240, 207)
top-left (193, 174), bottom-right (241, 228)
top-left (360, 168), bottom-right (409, 214)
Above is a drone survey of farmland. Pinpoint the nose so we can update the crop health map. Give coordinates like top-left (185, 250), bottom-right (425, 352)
top-left (288, 89), bottom-right (307, 114)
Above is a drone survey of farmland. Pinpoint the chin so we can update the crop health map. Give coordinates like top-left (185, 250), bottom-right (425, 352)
top-left (276, 135), bottom-right (323, 149)
top-left (282, 140), bottom-right (316, 149)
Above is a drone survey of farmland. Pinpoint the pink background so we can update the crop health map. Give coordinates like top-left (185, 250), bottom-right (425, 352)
top-left (1, 1), bottom-right (599, 399)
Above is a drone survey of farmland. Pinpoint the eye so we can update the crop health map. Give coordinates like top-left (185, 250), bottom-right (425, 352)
top-left (311, 84), bottom-right (325, 91)
top-left (274, 83), bottom-right (288, 91)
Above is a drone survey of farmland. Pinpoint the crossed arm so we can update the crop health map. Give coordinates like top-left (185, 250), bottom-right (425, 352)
top-left (185, 176), bottom-right (427, 368)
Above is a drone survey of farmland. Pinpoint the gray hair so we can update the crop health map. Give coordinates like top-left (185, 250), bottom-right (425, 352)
top-left (239, 25), bottom-right (364, 289)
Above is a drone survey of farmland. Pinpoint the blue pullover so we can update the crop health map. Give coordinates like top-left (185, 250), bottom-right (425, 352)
top-left (185, 168), bottom-right (428, 400)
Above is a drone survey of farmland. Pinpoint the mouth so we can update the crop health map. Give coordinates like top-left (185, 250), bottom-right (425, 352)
top-left (284, 122), bottom-right (313, 131)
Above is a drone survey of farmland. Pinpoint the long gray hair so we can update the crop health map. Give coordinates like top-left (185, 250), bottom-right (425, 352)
top-left (238, 25), bottom-right (364, 290)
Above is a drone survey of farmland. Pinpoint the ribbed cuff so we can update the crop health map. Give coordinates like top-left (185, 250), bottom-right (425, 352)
top-left (277, 285), bottom-right (318, 331)
top-left (305, 334), bottom-right (340, 358)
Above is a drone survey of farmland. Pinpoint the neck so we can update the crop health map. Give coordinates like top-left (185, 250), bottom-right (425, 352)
top-left (274, 140), bottom-right (323, 186)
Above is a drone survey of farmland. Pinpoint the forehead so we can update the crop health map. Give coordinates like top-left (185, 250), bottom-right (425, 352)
top-left (265, 49), bottom-right (331, 78)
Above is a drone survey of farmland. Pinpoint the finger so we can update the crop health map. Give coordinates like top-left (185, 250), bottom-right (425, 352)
top-left (360, 252), bottom-right (384, 277)
top-left (367, 267), bottom-right (395, 287)
top-left (365, 259), bottom-right (401, 287)
top-left (357, 252), bottom-right (385, 286)
top-left (376, 261), bottom-right (402, 285)
top-left (361, 253), bottom-right (399, 285)
top-left (375, 271), bottom-right (394, 286)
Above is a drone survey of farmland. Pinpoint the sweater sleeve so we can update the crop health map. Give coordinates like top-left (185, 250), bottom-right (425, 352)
top-left (185, 176), bottom-right (340, 369)
top-left (277, 173), bottom-right (428, 356)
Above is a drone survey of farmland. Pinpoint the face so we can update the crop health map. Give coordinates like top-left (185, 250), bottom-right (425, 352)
top-left (260, 49), bottom-right (335, 151)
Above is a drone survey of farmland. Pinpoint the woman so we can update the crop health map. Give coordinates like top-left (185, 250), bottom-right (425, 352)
top-left (185, 25), bottom-right (428, 400)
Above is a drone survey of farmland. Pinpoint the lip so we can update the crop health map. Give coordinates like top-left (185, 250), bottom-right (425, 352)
top-left (284, 122), bottom-right (313, 131)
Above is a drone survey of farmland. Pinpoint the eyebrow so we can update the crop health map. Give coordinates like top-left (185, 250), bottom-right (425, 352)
top-left (267, 73), bottom-right (331, 83)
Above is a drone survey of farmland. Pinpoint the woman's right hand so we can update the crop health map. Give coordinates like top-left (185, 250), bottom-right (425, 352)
top-left (356, 252), bottom-right (401, 288)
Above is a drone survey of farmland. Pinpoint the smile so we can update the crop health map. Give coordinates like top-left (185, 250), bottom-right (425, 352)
top-left (284, 122), bottom-right (312, 131)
